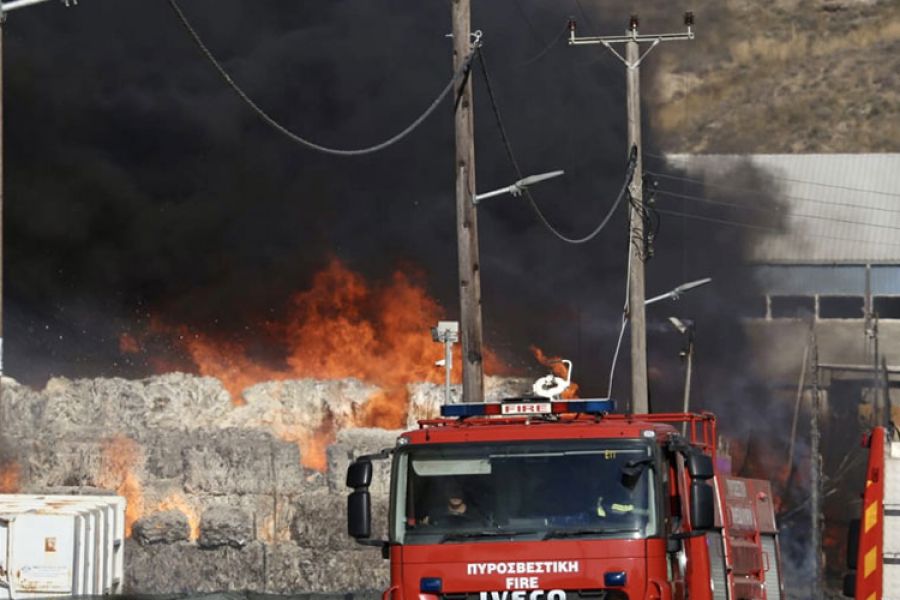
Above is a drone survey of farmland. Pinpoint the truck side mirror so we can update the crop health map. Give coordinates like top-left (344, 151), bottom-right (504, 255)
top-left (690, 480), bottom-right (715, 531)
top-left (347, 459), bottom-right (373, 540)
top-left (344, 449), bottom-right (392, 552)
top-left (347, 460), bottom-right (373, 488)
top-left (348, 489), bottom-right (372, 539)
top-left (687, 453), bottom-right (714, 480)
top-left (846, 518), bottom-right (860, 570)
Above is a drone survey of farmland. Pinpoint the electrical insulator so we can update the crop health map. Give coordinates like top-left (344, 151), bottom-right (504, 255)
top-left (629, 14), bottom-right (639, 31)
top-left (568, 18), bottom-right (577, 34)
top-left (684, 11), bottom-right (694, 27)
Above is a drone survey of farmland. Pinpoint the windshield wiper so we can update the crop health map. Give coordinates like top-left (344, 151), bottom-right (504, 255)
top-left (439, 530), bottom-right (534, 543)
top-left (542, 528), bottom-right (639, 540)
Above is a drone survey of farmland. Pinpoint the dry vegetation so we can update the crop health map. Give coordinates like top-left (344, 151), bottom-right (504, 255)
top-left (651, 0), bottom-right (900, 153)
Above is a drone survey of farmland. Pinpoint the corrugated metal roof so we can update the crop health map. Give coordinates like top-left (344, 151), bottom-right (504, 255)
top-left (663, 154), bottom-right (900, 264)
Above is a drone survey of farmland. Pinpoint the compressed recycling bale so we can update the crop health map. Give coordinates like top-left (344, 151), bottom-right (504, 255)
top-left (0, 377), bottom-right (47, 441)
top-left (40, 374), bottom-right (232, 436)
top-left (141, 429), bottom-right (196, 481)
top-left (233, 378), bottom-right (376, 432)
top-left (133, 510), bottom-right (191, 545)
top-left (182, 429), bottom-right (277, 494)
top-left (305, 548), bottom-right (390, 592)
top-left (199, 506), bottom-right (254, 549)
top-left (256, 544), bottom-right (315, 593)
top-left (325, 428), bottom-right (398, 496)
top-left (270, 439), bottom-right (315, 494)
top-left (289, 490), bottom-right (387, 551)
top-left (8, 438), bottom-right (106, 490)
top-left (265, 544), bottom-right (388, 592)
top-left (125, 540), bottom-right (266, 593)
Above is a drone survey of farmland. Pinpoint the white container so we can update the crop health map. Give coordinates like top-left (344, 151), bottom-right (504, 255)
top-left (0, 500), bottom-right (99, 596)
top-left (0, 495), bottom-right (126, 599)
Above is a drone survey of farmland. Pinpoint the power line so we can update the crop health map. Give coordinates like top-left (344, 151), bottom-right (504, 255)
top-left (655, 206), bottom-right (900, 249)
top-left (655, 189), bottom-right (774, 214)
top-left (511, 0), bottom-right (546, 47)
top-left (765, 174), bottom-right (900, 199)
top-left (655, 207), bottom-right (779, 233)
top-left (644, 152), bottom-right (900, 199)
top-left (168, 0), bottom-right (477, 157)
top-left (648, 169), bottom-right (900, 215)
top-left (572, 0), bottom-right (597, 33)
top-left (655, 188), bottom-right (900, 233)
top-left (515, 22), bottom-right (569, 68)
top-left (477, 48), bottom-right (637, 244)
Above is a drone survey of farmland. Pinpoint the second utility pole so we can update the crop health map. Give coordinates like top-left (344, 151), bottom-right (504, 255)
top-left (569, 13), bottom-right (694, 413)
top-left (625, 33), bottom-right (647, 415)
top-left (452, 0), bottom-right (484, 404)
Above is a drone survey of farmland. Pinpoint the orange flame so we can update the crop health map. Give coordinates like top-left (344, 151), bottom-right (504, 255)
top-left (124, 259), bottom-right (511, 470)
top-left (0, 461), bottom-right (21, 493)
top-left (155, 493), bottom-right (200, 541)
top-left (530, 345), bottom-right (579, 399)
top-left (97, 436), bottom-right (145, 537)
top-left (182, 261), bottom-right (452, 469)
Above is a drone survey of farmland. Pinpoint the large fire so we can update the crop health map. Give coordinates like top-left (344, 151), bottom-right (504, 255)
top-left (123, 259), bottom-right (510, 470)
top-left (0, 460), bottom-right (21, 493)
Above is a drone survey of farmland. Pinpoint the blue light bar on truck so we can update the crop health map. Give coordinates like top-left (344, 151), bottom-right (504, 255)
top-left (440, 398), bottom-right (615, 418)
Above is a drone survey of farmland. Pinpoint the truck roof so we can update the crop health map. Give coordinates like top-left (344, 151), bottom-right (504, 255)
top-left (403, 415), bottom-right (679, 445)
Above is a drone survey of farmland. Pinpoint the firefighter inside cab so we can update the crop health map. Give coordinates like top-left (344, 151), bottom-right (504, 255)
top-left (421, 479), bottom-right (488, 526)
top-left (592, 452), bottom-right (650, 525)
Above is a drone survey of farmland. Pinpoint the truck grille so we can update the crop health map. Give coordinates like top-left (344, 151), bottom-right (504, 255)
top-left (441, 592), bottom-right (628, 600)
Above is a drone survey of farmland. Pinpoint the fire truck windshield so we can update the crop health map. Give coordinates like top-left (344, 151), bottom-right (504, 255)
top-left (391, 439), bottom-right (659, 544)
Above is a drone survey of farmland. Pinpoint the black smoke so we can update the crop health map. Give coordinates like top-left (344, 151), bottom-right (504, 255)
top-left (5, 0), bottom-right (782, 409)
top-left (8, 1), bottom-right (842, 591)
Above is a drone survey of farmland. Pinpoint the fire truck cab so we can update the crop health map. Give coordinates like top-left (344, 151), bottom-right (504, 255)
top-left (347, 398), bottom-right (783, 600)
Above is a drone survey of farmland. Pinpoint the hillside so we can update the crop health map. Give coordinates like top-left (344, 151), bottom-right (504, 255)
top-left (651, 0), bottom-right (900, 153)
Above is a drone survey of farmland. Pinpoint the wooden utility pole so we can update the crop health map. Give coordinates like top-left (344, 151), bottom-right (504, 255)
top-left (624, 35), bottom-right (647, 413)
top-left (569, 13), bottom-right (694, 413)
top-left (451, 0), bottom-right (484, 404)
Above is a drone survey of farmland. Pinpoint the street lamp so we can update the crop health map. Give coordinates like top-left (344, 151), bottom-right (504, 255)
top-left (607, 277), bottom-right (711, 403)
top-left (668, 316), bottom-right (695, 434)
top-left (431, 321), bottom-right (459, 405)
top-left (645, 277), bottom-right (712, 306)
top-left (473, 170), bottom-right (564, 205)
top-left (2, 0), bottom-right (76, 10)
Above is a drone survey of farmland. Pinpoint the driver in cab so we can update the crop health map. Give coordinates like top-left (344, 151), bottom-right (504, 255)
top-left (422, 481), bottom-right (485, 526)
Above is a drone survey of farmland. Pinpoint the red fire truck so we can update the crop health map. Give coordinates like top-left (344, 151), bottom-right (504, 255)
top-left (346, 398), bottom-right (783, 599)
top-left (843, 425), bottom-right (900, 599)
